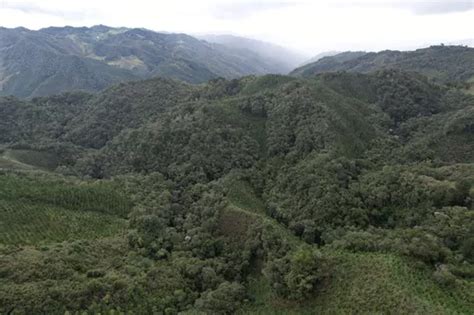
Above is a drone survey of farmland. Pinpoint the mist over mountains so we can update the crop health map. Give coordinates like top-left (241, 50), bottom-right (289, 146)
top-left (197, 34), bottom-right (308, 72)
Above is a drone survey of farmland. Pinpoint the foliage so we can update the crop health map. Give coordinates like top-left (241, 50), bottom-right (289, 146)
top-left (0, 67), bottom-right (473, 313)
top-left (195, 281), bottom-right (246, 314)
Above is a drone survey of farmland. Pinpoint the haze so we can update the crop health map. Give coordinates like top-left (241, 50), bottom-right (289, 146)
top-left (1, 0), bottom-right (473, 56)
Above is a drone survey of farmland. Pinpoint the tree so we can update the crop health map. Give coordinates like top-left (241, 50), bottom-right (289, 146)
top-left (195, 282), bottom-right (245, 314)
top-left (285, 247), bottom-right (327, 299)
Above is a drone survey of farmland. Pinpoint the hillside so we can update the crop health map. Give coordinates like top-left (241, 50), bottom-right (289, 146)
top-left (198, 34), bottom-right (308, 73)
top-left (0, 26), bottom-right (291, 98)
top-left (291, 45), bottom-right (474, 84)
top-left (0, 71), bottom-right (473, 313)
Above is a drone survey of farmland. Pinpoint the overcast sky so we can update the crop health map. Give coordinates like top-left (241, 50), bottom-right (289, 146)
top-left (0, 0), bottom-right (473, 56)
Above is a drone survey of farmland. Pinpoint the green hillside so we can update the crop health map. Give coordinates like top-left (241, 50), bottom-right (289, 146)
top-left (0, 172), bottom-right (131, 245)
top-left (0, 69), bottom-right (473, 313)
top-left (292, 45), bottom-right (474, 84)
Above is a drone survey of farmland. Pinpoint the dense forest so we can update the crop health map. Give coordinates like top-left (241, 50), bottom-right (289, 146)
top-left (0, 50), bottom-right (473, 314)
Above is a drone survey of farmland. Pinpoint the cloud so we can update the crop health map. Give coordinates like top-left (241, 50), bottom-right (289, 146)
top-left (410, 1), bottom-right (473, 15)
top-left (0, 0), bottom-right (473, 54)
top-left (1, 0), bottom-right (100, 20)
top-left (332, 0), bottom-right (474, 15)
top-left (211, 1), bottom-right (300, 19)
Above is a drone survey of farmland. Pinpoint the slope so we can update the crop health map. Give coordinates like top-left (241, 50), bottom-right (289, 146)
top-left (292, 45), bottom-right (474, 84)
top-left (219, 175), bottom-right (474, 314)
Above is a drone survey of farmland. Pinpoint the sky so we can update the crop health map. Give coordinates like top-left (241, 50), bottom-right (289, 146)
top-left (0, 0), bottom-right (473, 56)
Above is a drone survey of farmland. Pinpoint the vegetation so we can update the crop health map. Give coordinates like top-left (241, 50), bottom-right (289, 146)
top-left (0, 172), bottom-right (130, 245)
top-left (0, 55), bottom-right (473, 313)
top-left (292, 45), bottom-right (474, 84)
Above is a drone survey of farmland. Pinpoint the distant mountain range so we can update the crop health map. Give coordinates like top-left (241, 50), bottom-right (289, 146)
top-left (0, 26), bottom-right (302, 98)
top-left (291, 45), bottom-right (474, 83)
top-left (197, 34), bottom-right (307, 73)
top-left (2, 25), bottom-right (473, 99)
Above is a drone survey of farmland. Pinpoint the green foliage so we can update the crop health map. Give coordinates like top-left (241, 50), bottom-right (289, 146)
top-left (243, 250), bottom-right (474, 314)
top-left (0, 68), bottom-right (473, 313)
top-left (221, 174), bottom-right (266, 214)
top-left (195, 282), bottom-right (246, 314)
top-left (0, 200), bottom-right (127, 245)
top-left (0, 172), bottom-right (132, 217)
top-left (0, 172), bottom-right (131, 245)
top-left (285, 247), bottom-right (327, 299)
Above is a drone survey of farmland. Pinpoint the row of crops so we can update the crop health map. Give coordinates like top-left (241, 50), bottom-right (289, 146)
top-left (0, 171), bottom-right (133, 245)
top-left (0, 172), bottom-right (133, 217)
top-left (0, 201), bottom-right (128, 245)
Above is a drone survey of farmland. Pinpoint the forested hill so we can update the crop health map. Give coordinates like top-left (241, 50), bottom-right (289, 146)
top-left (291, 45), bottom-right (474, 84)
top-left (3, 70), bottom-right (473, 174)
top-left (0, 70), bottom-right (473, 313)
top-left (0, 26), bottom-right (291, 98)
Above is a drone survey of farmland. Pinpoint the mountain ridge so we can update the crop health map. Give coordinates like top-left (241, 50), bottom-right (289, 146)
top-left (291, 45), bottom-right (474, 84)
top-left (0, 25), bottom-right (296, 98)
